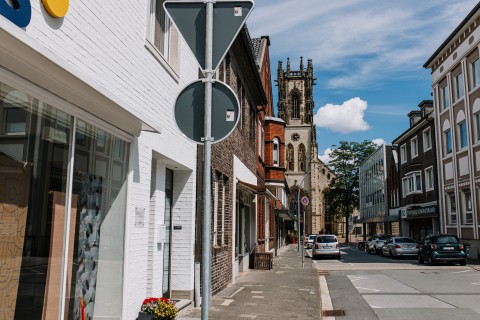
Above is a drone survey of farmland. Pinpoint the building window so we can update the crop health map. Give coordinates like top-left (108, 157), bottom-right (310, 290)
top-left (287, 144), bottom-right (294, 171)
top-left (448, 193), bottom-right (457, 225)
top-left (455, 72), bottom-right (464, 101)
top-left (273, 137), bottom-right (279, 167)
top-left (425, 167), bottom-right (434, 191)
top-left (472, 58), bottom-right (480, 89)
top-left (148, 0), bottom-right (171, 60)
top-left (298, 143), bottom-right (306, 172)
top-left (462, 189), bottom-right (473, 225)
top-left (458, 120), bottom-right (467, 149)
top-left (441, 84), bottom-right (450, 110)
top-left (402, 171), bottom-right (422, 196)
top-left (258, 120), bottom-right (264, 159)
top-left (423, 128), bottom-right (432, 151)
top-left (411, 137), bottom-right (418, 158)
top-left (476, 112), bottom-right (480, 142)
top-left (445, 129), bottom-right (452, 155)
top-left (292, 94), bottom-right (299, 119)
top-left (400, 144), bottom-right (407, 163)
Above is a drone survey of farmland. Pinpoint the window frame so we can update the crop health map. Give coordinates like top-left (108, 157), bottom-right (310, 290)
top-left (447, 192), bottom-right (457, 225)
top-left (401, 171), bottom-right (422, 196)
top-left (472, 58), bottom-right (480, 89)
top-left (441, 84), bottom-right (450, 110)
top-left (400, 144), bottom-right (407, 164)
top-left (445, 129), bottom-right (452, 155)
top-left (423, 127), bottom-right (432, 152)
top-left (458, 120), bottom-right (467, 150)
top-left (425, 166), bottom-right (434, 192)
top-left (455, 72), bottom-right (465, 101)
top-left (462, 189), bottom-right (473, 225)
top-left (273, 137), bottom-right (279, 167)
top-left (411, 136), bottom-right (418, 158)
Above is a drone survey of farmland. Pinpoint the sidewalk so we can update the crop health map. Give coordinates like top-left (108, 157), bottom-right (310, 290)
top-left (177, 245), bottom-right (322, 320)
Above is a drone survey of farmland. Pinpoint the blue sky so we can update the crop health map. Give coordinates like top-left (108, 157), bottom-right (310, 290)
top-left (247, 0), bottom-right (478, 162)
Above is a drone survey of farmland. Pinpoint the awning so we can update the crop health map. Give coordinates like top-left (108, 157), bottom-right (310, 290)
top-left (236, 179), bottom-right (266, 194)
top-left (0, 17), bottom-right (161, 138)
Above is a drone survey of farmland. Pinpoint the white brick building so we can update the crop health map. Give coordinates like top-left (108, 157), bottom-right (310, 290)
top-left (0, 1), bottom-right (198, 319)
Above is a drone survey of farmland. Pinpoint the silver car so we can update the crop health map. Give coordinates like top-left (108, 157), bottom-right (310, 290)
top-left (312, 235), bottom-right (341, 259)
top-left (381, 236), bottom-right (419, 258)
top-left (306, 234), bottom-right (316, 249)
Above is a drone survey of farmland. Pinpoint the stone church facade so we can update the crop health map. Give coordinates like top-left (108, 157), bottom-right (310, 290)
top-left (277, 58), bottom-right (334, 235)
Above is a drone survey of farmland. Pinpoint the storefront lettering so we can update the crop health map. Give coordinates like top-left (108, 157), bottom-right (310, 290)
top-left (406, 205), bottom-right (438, 218)
top-left (0, 0), bottom-right (68, 28)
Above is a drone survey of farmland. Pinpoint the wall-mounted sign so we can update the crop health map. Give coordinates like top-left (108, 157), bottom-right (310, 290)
top-left (0, 0), bottom-right (69, 28)
top-left (406, 205), bottom-right (438, 219)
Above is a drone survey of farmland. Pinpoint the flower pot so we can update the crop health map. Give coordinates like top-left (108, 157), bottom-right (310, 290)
top-left (138, 311), bottom-right (155, 320)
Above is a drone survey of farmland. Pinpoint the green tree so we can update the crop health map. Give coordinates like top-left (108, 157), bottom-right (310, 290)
top-left (326, 140), bottom-right (377, 243)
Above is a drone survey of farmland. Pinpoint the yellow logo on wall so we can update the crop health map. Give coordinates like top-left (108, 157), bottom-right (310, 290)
top-left (41, 0), bottom-right (69, 18)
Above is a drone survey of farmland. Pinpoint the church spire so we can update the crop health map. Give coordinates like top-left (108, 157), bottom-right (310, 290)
top-left (300, 56), bottom-right (304, 76)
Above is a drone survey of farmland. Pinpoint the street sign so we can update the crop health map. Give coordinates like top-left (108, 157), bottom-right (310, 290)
top-left (174, 79), bottom-right (240, 144)
top-left (301, 196), bottom-right (309, 206)
top-left (164, 0), bottom-right (254, 71)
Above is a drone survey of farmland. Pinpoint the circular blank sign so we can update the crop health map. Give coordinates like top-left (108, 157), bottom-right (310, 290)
top-left (174, 79), bottom-right (240, 144)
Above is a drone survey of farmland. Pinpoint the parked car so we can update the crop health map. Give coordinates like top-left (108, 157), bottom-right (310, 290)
top-left (367, 234), bottom-right (390, 254)
top-left (312, 235), bottom-right (341, 259)
top-left (418, 234), bottom-right (467, 266)
top-left (381, 237), bottom-right (418, 258)
top-left (306, 234), bottom-right (316, 249)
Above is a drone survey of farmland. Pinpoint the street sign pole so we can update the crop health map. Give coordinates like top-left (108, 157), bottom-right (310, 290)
top-left (202, 1), bottom-right (213, 319)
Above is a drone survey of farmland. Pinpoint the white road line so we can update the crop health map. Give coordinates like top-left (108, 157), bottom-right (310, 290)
top-left (472, 282), bottom-right (480, 285)
top-left (319, 275), bottom-right (335, 320)
top-left (221, 299), bottom-right (234, 306)
top-left (451, 270), bottom-right (471, 274)
top-left (229, 287), bottom-right (245, 298)
top-left (356, 287), bottom-right (381, 292)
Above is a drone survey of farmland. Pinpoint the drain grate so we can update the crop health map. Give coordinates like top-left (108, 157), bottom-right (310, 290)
top-left (322, 309), bottom-right (345, 317)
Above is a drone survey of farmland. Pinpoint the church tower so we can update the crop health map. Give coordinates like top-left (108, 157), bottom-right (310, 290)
top-left (277, 57), bottom-right (331, 235)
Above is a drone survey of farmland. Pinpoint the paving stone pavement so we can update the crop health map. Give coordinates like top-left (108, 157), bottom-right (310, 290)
top-left (177, 245), bottom-right (321, 320)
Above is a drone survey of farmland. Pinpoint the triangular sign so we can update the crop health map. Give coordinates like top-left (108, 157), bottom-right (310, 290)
top-left (164, 0), bottom-right (254, 71)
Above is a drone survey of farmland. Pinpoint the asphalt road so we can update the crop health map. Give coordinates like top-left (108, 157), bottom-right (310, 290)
top-left (309, 245), bottom-right (480, 320)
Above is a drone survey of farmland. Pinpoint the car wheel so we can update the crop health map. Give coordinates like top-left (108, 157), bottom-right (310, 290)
top-left (429, 256), bottom-right (436, 266)
top-left (389, 250), bottom-right (393, 258)
top-left (366, 246), bottom-right (370, 254)
top-left (460, 260), bottom-right (467, 266)
top-left (375, 247), bottom-right (381, 255)
top-left (337, 254), bottom-right (341, 260)
top-left (418, 254), bottom-right (424, 264)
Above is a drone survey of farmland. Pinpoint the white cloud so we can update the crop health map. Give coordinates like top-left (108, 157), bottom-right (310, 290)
top-left (248, 0), bottom-right (478, 89)
top-left (319, 148), bottom-right (333, 164)
top-left (372, 138), bottom-right (386, 147)
top-left (313, 97), bottom-right (370, 133)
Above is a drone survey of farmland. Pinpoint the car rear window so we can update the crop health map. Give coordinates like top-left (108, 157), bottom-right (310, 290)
top-left (436, 236), bottom-right (459, 244)
top-left (317, 236), bottom-right (337, 243)
top-left (378, 236), bottom-right (389, 240)
top-left (397, 238), bottom-right (416, 243)
top-left (309, 235), bottom-right (316, 240)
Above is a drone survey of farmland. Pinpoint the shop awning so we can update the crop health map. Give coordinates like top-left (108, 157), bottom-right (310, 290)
top-left (0, 18), bottom-right (160, 138)
top-left (236, 179), bottom-right (266, 194)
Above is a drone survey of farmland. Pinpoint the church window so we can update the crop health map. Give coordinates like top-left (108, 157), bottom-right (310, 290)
top-left (292, 94), bottom-right (299, 119)
top-left (287, 144), bottom-right (294, 171)
top-left (298, 144), bottom-right (306, 172)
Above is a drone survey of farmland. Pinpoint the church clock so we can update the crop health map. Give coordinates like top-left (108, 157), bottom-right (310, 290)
top-left (292, 133), bottom-right (300, 141)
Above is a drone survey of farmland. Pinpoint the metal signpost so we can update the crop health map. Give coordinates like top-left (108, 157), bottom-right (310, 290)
top-left (300, 196), bottom-right (309, 268)
top-left (164, 1), bottom-right (253, 319)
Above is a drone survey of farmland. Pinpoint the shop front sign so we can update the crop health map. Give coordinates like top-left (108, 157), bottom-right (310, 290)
top-left (0, 0), bottom-right (68, 28)
top-left (406, 205), bottom-right (438, 219)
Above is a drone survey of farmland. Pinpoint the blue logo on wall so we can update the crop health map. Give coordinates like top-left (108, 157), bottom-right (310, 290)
top-left (0, 0), bottom-right (32, 28)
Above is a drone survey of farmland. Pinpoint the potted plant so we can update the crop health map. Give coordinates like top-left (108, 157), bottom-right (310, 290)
top-left (138, 297), bottom-right (178, 320)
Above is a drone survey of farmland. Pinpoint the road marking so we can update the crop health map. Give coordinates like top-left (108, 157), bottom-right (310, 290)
top-left (228, 287), bottom-right (244, 298)
top-left (252, 296), bottom-right (264, 299)
top-left (472, 282), bottom-right (480, 285)
top-left (371, 305), bottom-right (383, 309)
top-left (356, 287), bottom-right (380, 292)
top-left (221, 299), bottom-right (234, 306)
top-left (251, 291), bottom-right (263, 294)
top-left (240, 314), bottom-right (257, 318)
top-left (319, 275), bottom-right (335, 320)
top-left (451, 270), bottom-right (471, 274)
top-left (348, 276), bottom-right (365, 282)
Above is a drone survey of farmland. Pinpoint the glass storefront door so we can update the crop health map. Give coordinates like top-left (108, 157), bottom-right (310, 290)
top-left (0, 80), bottom-right (130, 319)
top-left (162, 169), bottom-right (173, 297)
